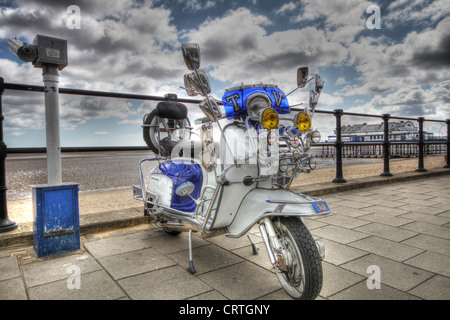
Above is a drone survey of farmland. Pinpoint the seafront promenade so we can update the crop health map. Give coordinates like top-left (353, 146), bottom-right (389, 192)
top-left (0, 165), bottom-right (449, 301)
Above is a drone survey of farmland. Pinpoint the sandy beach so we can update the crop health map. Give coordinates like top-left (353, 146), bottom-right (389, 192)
top-left (6, 155), bottom-right (447, 224)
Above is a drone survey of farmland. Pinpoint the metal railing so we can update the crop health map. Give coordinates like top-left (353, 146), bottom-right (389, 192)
top-left (1, 78), bottom-right (449, 232)
top-left (291, 108), bottom-right (450, 183)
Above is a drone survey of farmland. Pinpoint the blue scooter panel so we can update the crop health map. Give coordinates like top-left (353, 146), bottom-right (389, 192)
top-left (156, 160), bottom-right (203, 213)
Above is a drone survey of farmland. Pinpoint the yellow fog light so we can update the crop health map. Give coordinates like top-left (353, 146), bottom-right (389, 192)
top-left (261, 108), bottom-right (279, 130)
top-left (295, 112), bottom-right (312, 132)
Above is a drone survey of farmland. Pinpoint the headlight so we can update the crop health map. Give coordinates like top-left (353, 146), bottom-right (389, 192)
top-left (310, 130), bottom-right (321, 143)
top-left (295, 112), bottom-right (312, 132)
top-left (279, 159), bottom-right (289, 173)
top-left (261, 108), bottom-right (279, 130)
top-left (247, 93), bottom-right (272, 118)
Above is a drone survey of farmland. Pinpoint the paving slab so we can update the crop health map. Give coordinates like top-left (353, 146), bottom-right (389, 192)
top-left (118, 265), bottom-right (212, 300)
top-left (27, 270), bottom-right (126, 300)
top-left (401, 234), bottom-right (450, 256)
top-left (318, 238), bottom-right (369, 266)
top-left (167, 244), bottom-right (244, 275)
top-left (328, 282), bottom-right (420, 300)
top-left (400, 221), bottom-right (450, 240)
top-left (22, 252), bottom-right (101, 288)
top-left (83, 233), bottom-right (151, 258)
top-left (98, 248), bottom-right (177, 280)
top-left (408, 275), bottom-right (450, 300)
top-left (404, 251), bottom-right (450, 278)
top-left (316, 214), bottom-right (371, 229)
top-left (340, 254), bottom-right (434, 292)
top-left (348, 236), bottom-right (424, 262)
top-left (0, 256), bottom-right (21, 281)
top-left (357, 212), bottom-right (414, 227)
top-left (311, 225), bottom-right (370, 244)
top-left (197, 261), bottom-right (282, 300)
top-left (319, 262), bottom-right (365, 298)
top-left (354, 222), bottom-right (418, 242)
top-left (0, 277), bottom-right (27, 300)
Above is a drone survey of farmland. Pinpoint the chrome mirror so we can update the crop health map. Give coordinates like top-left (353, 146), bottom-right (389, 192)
top-left (183, 74), bottom-right (199, 96)
top-left (199, 97), bottom-right (222, 122)
top-left (184, 69), bottom-right (211, 97)
top-left (297, 67), bottom-right (309, 88)
top-left (309, 90), bottom-right (319, 111)
top-left (181, 43), bottom-right (201, 70)
top-left (315, 74), bottom-right (324, 94)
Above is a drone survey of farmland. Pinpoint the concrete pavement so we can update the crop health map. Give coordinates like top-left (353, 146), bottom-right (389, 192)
top-left (0, 169), bottom-right (449, 301)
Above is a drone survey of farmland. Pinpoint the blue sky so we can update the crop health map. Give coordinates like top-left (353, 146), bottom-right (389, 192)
top-left (0, 0), bottom-right (449, 147)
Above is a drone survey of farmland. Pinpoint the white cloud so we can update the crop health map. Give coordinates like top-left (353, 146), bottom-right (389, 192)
top-left (335, 77), bottom-right (347, 86)
top-left (185, 7), bottom-right (347, 91)
top-left (298, 0), bottom-right (371, 44)
top-left (385, 0), bottom-right (450, 29)
top-left (276, 1), bottom-right (297, 15)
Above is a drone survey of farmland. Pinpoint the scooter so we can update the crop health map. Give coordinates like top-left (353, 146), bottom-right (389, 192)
top-left (133, 43), bottom-right (330, 300)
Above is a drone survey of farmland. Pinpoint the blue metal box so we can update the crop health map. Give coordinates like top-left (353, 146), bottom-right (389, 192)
top-left (32, 183), bottom-right (80, 257)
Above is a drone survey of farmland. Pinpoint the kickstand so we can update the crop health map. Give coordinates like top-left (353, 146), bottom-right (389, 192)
top-left (186, 229), bottom-right (196, 274)
top-left (247, 234), bottom-right (259, 255)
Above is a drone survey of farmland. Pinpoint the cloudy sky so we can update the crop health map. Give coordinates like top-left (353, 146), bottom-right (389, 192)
top-left (0, 0), bottom-right (449, 147)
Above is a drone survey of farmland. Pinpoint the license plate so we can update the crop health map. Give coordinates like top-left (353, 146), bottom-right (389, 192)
top-left (312, 201), bottom-right (329, 213)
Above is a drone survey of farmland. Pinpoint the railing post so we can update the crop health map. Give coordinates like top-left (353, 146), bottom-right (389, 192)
top-left (445, 119), bottom-right (450, 168)
top-left (332, 109), bottom-right (347, 183)
top-left (415, 117), bottom-right (427, 172)
top-left (380, 114), bottom-right (393, 176)
top-left (0, 77), bottom-right (18, 233)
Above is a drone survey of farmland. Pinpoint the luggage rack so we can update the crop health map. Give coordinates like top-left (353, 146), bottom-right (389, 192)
top-left (132, 157), bottom-right (221, 233)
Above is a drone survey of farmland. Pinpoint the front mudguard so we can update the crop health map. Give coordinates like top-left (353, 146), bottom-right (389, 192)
top-left (226, 188), bottom-right (329, 237)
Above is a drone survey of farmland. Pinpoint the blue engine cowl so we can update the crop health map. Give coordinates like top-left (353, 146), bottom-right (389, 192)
top-left (153, 160), bottom-right (203, 213)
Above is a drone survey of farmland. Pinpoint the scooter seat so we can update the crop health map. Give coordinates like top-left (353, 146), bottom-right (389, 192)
top-left (156, 101), bottom-right (188, 120)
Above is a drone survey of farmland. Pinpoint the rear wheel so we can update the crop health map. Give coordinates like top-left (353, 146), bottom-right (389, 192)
top-left (272, 217), bottom-right (323, 300)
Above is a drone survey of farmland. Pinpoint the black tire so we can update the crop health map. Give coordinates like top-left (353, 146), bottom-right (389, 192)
top-left (272, 216), bottom-right (323, 300)
top-left (143, 110), bottom-right (191, 155)
top-left (163, 228), bottom-right (182, 236)
top-left (143, 109), bottom-right (160, 154)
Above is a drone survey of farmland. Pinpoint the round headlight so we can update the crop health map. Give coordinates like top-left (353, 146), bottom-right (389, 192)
top-left (261, 108), bottom-right (279, 130)
top-left (247, 93), bottom-right (272, 118)
top-left (310, 130), bottom-right (321, 143)
top-left (279, 159), bottom-right (289, 173)
top-left (295, 112), bottom-right (312, 132)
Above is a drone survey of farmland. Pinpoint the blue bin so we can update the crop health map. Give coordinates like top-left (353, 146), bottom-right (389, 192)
top-left (32, 183), bottom-right (80, 257)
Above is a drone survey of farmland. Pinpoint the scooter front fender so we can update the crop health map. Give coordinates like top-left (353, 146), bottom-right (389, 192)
top-left (226, 188), bottom-right (329, 237)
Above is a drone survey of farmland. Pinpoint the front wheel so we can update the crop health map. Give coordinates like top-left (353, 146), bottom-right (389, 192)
top-left (271, 217), bottom-right (323, 300)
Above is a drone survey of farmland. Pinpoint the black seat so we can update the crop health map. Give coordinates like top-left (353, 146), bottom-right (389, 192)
top-left (156, 101), bottom-right (188, 120)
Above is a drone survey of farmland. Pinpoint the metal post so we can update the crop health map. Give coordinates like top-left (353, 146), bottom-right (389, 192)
top-left (332, 109), bottom-right (347, 183)
top-left (445, 119), bottom-right (450, 168)
top-left (415, 117), bottom-right (427, 172)
top-left (380, 114), bottom-right (393, 176)
top-left (0, 77), bottom-right (18, 233)
top-left (42, 65), bottom-right (62, 184)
